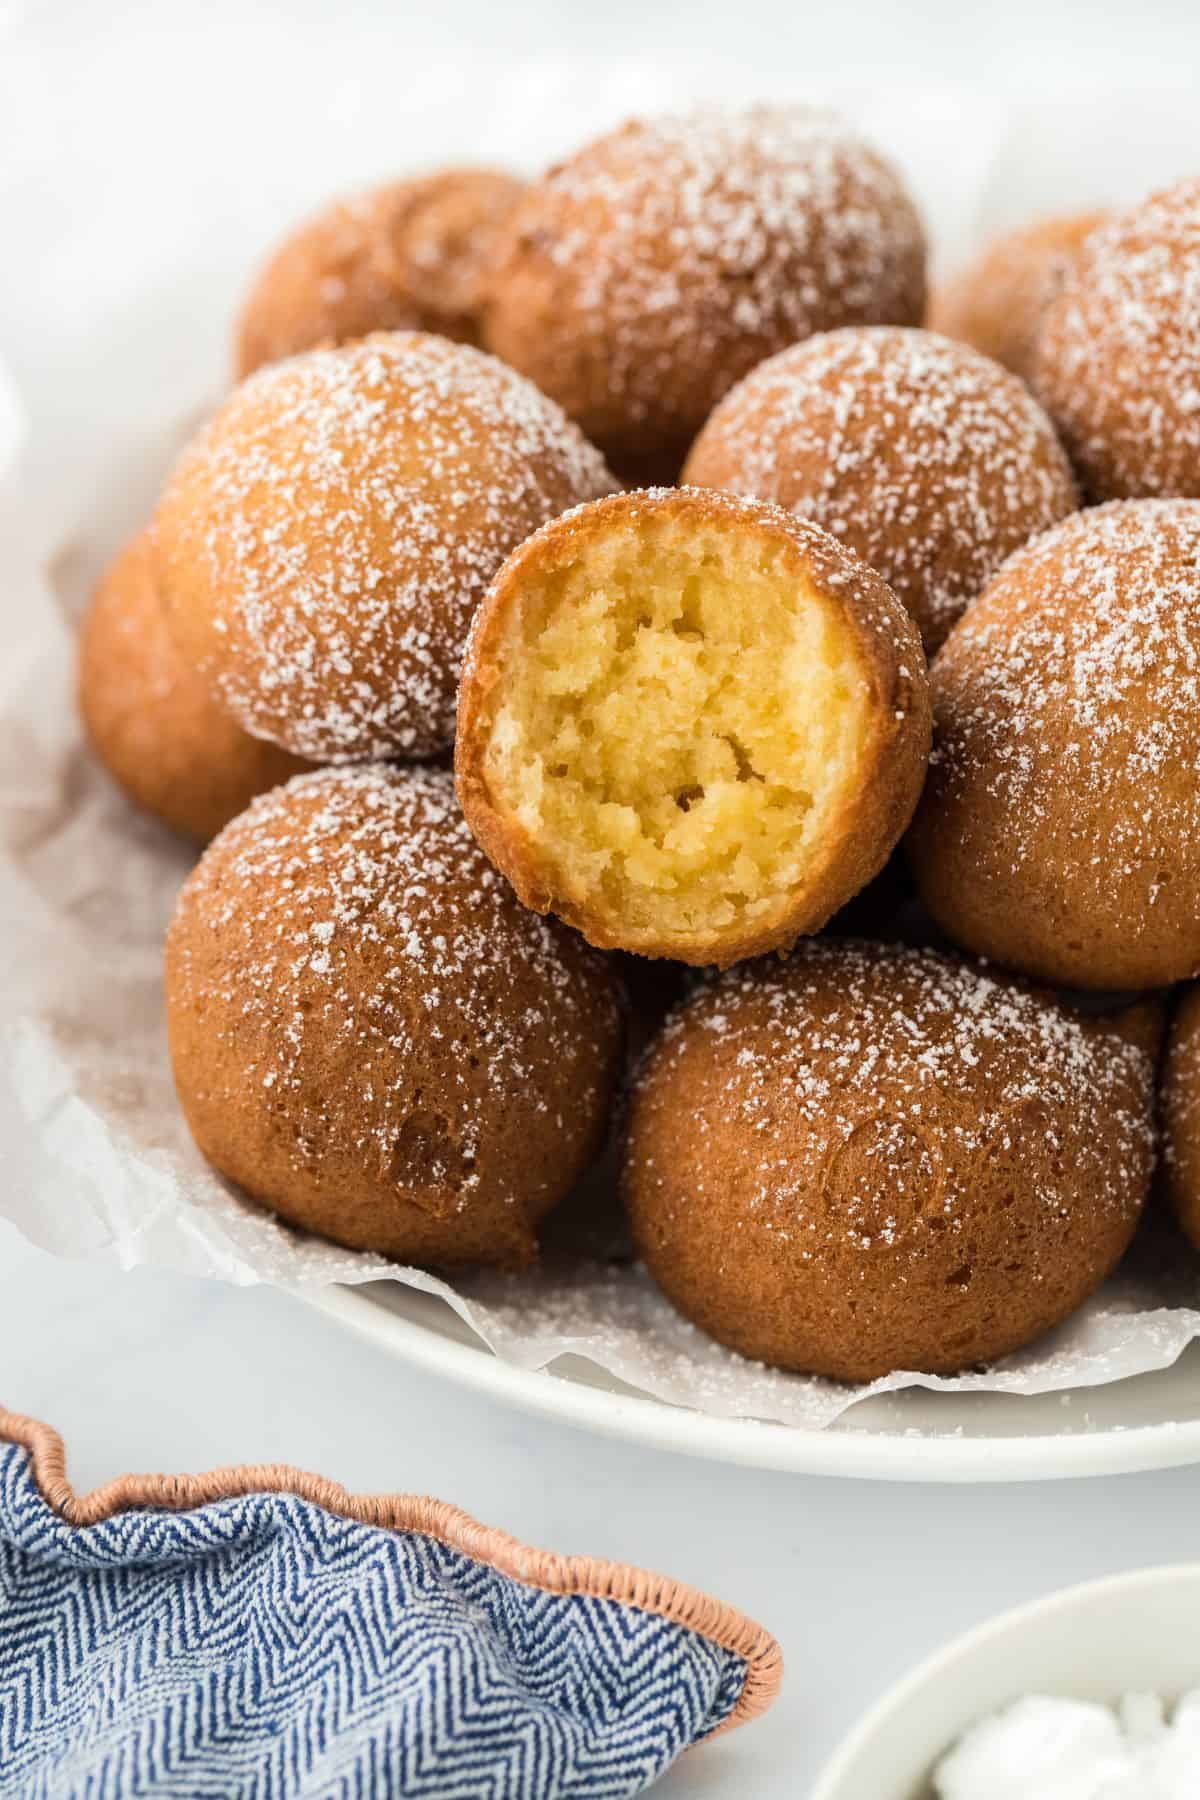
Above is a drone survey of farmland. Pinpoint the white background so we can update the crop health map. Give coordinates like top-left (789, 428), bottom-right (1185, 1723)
top-left (6, 2), bottom-right (1200, 1794)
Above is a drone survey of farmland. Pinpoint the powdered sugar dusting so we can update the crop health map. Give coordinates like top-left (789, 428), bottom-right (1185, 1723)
top-left (487, 105), bottom-right (925, 456)
top-left (159, 332), bottom-right (614, 760)
top-left (686, 326), bottom-right (1078, 651)
top-left (633, 942), bottom-right (1152, 1258)
top-left (167, 764), bottom-right (621, 1215)
top-left (1036, 178), bottom-right (1200, 499)
top-left (923, 500), bottom-right (1200, 935)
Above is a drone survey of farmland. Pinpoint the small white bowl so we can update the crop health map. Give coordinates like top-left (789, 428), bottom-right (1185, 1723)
top-left (811, 1563), bottom-right (1200, 1800)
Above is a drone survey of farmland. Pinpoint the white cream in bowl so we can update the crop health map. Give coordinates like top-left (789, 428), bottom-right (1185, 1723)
top-left (809, 1567), bottom-right (1200, 1800)
top-left (934, 1691), bottom-right (1200, 1797)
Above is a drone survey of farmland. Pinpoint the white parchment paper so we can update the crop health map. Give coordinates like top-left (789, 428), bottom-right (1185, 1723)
top-left (4, 47), bottom-right (1200, 1427)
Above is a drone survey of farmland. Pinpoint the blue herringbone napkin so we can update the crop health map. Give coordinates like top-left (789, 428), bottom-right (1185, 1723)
top-left (0, 1413), bottom-right (779, 1798)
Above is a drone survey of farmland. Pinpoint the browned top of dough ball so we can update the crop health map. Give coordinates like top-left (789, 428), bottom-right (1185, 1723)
top-left (1035, 179), bottom-right (1200, 499)
top-left (625, 941), bottom-right (1154, 1378)
top-left (166, 764), bottom-right (623, 1264)
top-left (155, 333), bottom-right (615, 763)
top-left (78, 528), bottom-right (308, 842)
top-left (235, 168), bottom-right (526, 379)
top-left (643, 943), bottom-right (1151, 1225)
top-left (908, 499), bottom-right (1200, 989)
top-left (484, 106), bottom-right (926, 464)
top-left (683, 326), bottom-right (1078, 653)
top-left (931, 209), bottom-right (1107, 386)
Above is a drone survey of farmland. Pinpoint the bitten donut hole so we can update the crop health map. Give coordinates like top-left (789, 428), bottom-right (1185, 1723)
top-left (480, 514), bottom-right (874, 943)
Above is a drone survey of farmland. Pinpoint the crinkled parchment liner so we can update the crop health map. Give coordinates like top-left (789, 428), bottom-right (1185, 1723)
top-left (3, 395), bottom-right (1200, 1437)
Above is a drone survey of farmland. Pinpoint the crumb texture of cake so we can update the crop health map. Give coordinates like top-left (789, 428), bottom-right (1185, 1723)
top-left (165, 764), bottom-right (624, 1266)
top-left (155, 332), bottom-right (615, 763)
top-left (456, 487), bottom-right (929, 966)
top-left (235, 167), bottom-right (526, 377)
top-left (484, 105), bottom-right (926, 467)
top-left (930, 207), bottom-right (1107, 385)
top-left (1035, 178), bottom-right (1200, 499)
top-left (78, 528), bottom-right (309, 842)
top-left (907, 499), bottom-right (1200, 989)
top-left (684, 325), bottom-right (1078, 654)
top-left (622, 942), bottom-right (1156, 1381)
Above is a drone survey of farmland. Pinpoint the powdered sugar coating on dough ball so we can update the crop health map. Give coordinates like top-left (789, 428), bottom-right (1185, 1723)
top-left (624, 940), bottom-right (1154, 1379)
top-left (156, 332), bottom-right (615, 761)
top-left (78, 528), bottom-right (310, 842)
top-left (166, 764), bottom-right (624, 1266)
top-left (908, 500), bottom-right (1200, 988)
top-left (485, 106), bottom-right (927, 468)
top-left (1036, 179), bottom-right (1200, 499)
top-left (683, 326), bottom-right (1078, 653)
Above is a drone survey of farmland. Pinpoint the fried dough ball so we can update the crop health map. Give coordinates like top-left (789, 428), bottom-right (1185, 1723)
top-left (1162, 986), bottom-right (1200, 1252)
top-left (907, 501), bottom-right (1200, 989)
top-left (930, 209), bottom-right (1107, 386)
top-left (78, 529), bottom-right (308, 842)
top-left (456, 487), bottom-right (929, 967)
top-left (484, 107), bottom-right (926, 470)
top-left (623, 942), bottom-right (1155, 1381)
top-left (155, 333), bottom-right (614, 763)
top-left (1035, 180), bottom-right (1200, 499)
top-left (235, 167), bottom-right (525, 377)
top-left (166, 765), bottom-right (624, 1267)
top-left (683, 327), bottom-right (1077, 654)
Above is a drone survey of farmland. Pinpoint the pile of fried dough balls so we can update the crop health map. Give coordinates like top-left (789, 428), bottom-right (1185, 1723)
top-left (76, 105), bottom-right (1200, 1385)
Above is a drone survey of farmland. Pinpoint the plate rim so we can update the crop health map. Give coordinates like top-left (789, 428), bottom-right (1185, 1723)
top-left (306, 1283), bottom-right (1200, 1484)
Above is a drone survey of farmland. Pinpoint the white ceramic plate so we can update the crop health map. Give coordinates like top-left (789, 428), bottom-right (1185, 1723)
top-left (309, 1282), bottom-right (1200, 1482)
top-left (810, 1562), bottom-right (1200, 1797)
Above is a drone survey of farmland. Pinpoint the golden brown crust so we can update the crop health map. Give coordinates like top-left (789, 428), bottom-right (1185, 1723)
top-left (906, 500), bottom-right (1200, 990)
top-left (1035, 180), bottom-right (1200, 500)
top-left (930, 209), bottom-right (1107, 386)
top-left (155, 333), bottom-right (615, 763)
top-left (78, 529), bottom-right (309, 842)
top-left (483, 107), bottom-right (925, 467)
top-left (682, 326), bottom-right (1078, 656)
top-left (455, 487), bottom-right (930, 967)
top-left (622, 943), bottom-right (1156, 1381)
top-left (235, 168), bottom-right (526, 378)
top-left (1162, 985), bottom-right (1200, 1251)
top-left (165, 764), bottom-right (624, 1267)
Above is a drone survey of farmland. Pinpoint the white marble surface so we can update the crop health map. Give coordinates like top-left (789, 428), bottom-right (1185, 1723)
top-left (3, 1217), bottom-right (1200, 1796)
